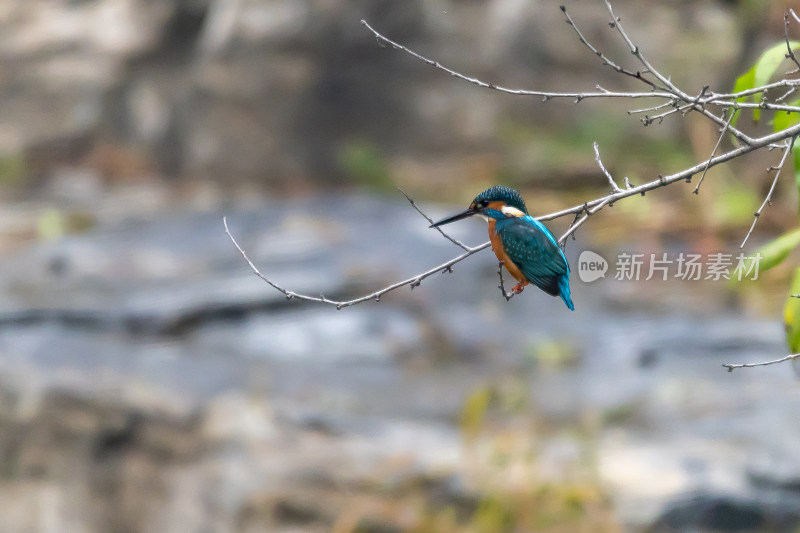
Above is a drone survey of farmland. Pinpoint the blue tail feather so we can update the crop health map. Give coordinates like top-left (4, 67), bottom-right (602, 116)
top-left (559, 274), bottom-right (574, 311)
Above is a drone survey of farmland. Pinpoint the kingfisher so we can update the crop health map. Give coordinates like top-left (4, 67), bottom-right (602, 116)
top-left (431, 185), bottom-right (574, 310)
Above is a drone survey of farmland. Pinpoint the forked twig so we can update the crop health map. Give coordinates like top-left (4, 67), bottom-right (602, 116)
top-left (723, 353), bottom-right (800, 372)
top-left (785, 12), bottom-right (800, 73)
top-left (359, 18), bottom-right (673, 102)
top-left (694, 109), bottom-right (738, 194)
top-left (740, 137), bottom-right (797, 248)
top-left (225, 215), bottom-right (488, 309)
top-left (226, 123), bottom-right (800, 308)
top-left (497, 261), bottom-right (516, 301)
top-left (398, 187), bottom-right (473, 251)
top-left (594, 142), bottom-right (623, 193)
top-left (226, 2), bottom-right (800, 370)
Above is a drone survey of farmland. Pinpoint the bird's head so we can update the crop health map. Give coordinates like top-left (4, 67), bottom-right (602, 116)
top-left (430, 186), bottom-right (528, 227)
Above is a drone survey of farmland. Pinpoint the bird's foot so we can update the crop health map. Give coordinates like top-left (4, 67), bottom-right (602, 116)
top-left (497, 261), bottom-right (527, 301)
top-left (510, 282), bottom-right (528, 295)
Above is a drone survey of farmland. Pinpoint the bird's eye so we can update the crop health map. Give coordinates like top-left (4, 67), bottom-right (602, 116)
top-left (480, 199), bottom-right (489, 207)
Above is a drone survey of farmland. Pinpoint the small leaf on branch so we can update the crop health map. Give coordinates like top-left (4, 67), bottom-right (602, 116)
top-left (746, 227), bottom-right (800, 273)
top-left (733, 41), bottom-right (800, 125)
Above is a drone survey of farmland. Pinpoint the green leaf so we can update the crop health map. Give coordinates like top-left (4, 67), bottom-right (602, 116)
top-left (754, 227), bottom-right (800, 272)
top-left (753, 41), bottom-right (800, 123)
top-left (772, 98), bottom-right (800, 133)
top-left (754, 41), bottom-right (800, 89)
top-left (773, 106), bottom-right (800, 217)
top-left (794, 144), bottom-right (800, 218)
top-left (784, 268), bottom-right (800, 353)
top-left (731, 228), bottom-right (800, 284)
top-left (733, 41), bottom-right (800, 125)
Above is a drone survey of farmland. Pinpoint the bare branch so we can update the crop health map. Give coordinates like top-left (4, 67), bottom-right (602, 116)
top-left (225, 113), bottom-right (800, 310)
top-left (225, 216), bottom-right (490, 309)
top-left (602, 1), bottom-right (756, 142)
top-left (775, 86), bottom-right (797, 103)
top-left (594, 142), bottom-right (623, 193)
top-left (560, 5), bottom-right (664, 91)
top-left (224, 2), bottom-right (800, 376)
top-left (642, 102), bottom-right (686, 126)
top-left (559, 197), bottom-right (612, 244)
top-left (710, 79), bottom-right (800, 100)
top-left (497, 261), bottom-right (517, 301)
top-left (601, 0), bottom-right (682, 98)
top-left (686, 99), bottom-right (757, 147)
top-left (723, 353), bottom-right (800, 372)
top-left (361, 9), bottom-right (800, 146)
top-left (601, 1), bottom-right (756, 144)
top-left (358, 19), bottom-right (673, 102)
top-left (740, 137), bottom-right (796, 248)
top-left (628, 100), bottom-right (676, 115)
top-left (398, 188), bottom-right (473, 251)
top-left (785, 12), bottom-right (800, 73)
top-left (539, 120), bottom-right (800, 223)
top-left (694, 109), bottom-right (738, 194)
top-left (365, 6), bottom-right (766, 146)
top-left (716, 101), bottom-right (800, 113)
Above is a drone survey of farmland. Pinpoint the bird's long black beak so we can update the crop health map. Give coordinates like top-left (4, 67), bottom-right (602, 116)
top-left (430, 206), bottom-right (480, 228)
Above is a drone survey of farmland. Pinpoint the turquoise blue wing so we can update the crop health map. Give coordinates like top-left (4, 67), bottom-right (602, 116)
top-left (497, 217), bottom-right (573, 309)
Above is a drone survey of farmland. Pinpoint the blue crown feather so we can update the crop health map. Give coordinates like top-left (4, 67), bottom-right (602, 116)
top-left (473, 186), bottom-right (528, 213)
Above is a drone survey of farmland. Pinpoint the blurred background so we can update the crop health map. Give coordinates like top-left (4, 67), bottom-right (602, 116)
top-left (1, 0), bottom-right (800, 532)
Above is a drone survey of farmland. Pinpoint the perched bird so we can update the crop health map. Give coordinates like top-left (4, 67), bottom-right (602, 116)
top-left (431, 185), bottom-right (574, 310)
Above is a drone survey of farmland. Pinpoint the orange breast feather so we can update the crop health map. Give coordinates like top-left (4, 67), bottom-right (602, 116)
top-left (488, 219), bottom-right (526, 283)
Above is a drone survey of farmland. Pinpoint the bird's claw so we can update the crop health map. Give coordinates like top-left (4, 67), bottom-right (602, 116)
top-left (510, 282), bottom-right (527, 295)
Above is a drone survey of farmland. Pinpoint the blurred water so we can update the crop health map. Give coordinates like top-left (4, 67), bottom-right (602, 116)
top-left (0, 194), bottom-right (798, 531)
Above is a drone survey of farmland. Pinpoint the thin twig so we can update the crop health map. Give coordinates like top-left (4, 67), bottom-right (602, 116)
top-left (225, 215), bottom-right (489, 309)
top-left (723, 353), bottom-right (800, 372)
top-left (559, 197), bottom-right (612, 243)
top-left (785, 13), bottom-right (800, 73)
top-left (560, 5), bottom-right (664, 92)
top-left (710, 79), bottom-right (800, 100)
top-left (594, 142), bottom-right (623, 193)
top-left (599, 0), bottom-right (768, 140)
top-left (710, 99), bottom-right (800, 113)
top-left (602, 0), bottom-right (682, 97)
top-left (226, 3), bottom-right (800, 331)
top-left (497, 261), bottom-right (516, 301)
top-left (601, 0), bottom-right (755, 144)
top-left (359, 18), bottom-right (674, 102)
top-left (225, 119), bottom-right (800, 309)
top-left (642, 104), bottom-right (685, 126)
top-left (694, 109), bottom-right (737, 194)
top-left (710, 100), bottom-right (800, 114)
top-left (360, 14), bottom-right (792, 143)
top-left (628, 100), bottom-right (676, 115)
top-left (398, 187), bottom-right (473, 251)
top-left (740, 137), bottom-right (796, 248)
top-left (539, 120), bottom-right (800, 223)
top-left (775, 86), bottom-right (797, 103)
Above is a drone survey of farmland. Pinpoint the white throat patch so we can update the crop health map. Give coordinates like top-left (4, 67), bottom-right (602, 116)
top-left (501, 206), bottom-right (526, 218)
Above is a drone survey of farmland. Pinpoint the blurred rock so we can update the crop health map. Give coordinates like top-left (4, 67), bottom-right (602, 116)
top-left (0, 0), bottom-right (747, 190)
top-left (648, 493), bottom-right (799, 533)
top-left (0, 195), bottom-right (799, 531)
